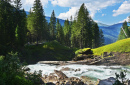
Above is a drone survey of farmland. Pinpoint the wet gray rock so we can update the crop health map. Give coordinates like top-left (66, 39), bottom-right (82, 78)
top-left (60, 67), bottom-right (74, 71)
top-left (54, 70), bottom-right (68, 79)
top-left (98, 77), bottom-right (116, 85)
top-left (46, 82), bottom-right (55, 85)
top-left (22, 66), bottom-right (30, 71)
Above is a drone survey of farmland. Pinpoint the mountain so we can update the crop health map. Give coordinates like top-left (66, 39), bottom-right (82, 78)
top-left (46, 16), bottom-right (65, 26)
top-left (98, 23), bottom-right (122, 44)
top-left (98, 22), bottom-right (110, 27)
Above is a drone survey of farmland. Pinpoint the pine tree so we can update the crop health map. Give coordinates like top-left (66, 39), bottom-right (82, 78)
top-left (71, 20), bottom-right (79, 47)
top-left (49, 10), bottom-right (56, 40)
top-left (14, 0), bottom-right (22, 9)
top-left (118, 21), bottom-right (130, 40)
top-left (63, 19), bottom-right (71, 46)
top-left (77, 3), bottom-right (87, 48)
top-left (70, 3), bottom-right (101, 48)
top-left (92, 22), bottom-right (100, 48)
top-left (27, 0), bottom-right (45, 44)
top-left (20, 9), bottom-right (27, 46)
top-left (27, 9), bottom-right (35, 43)
top-left (99, 29), bottom-right (105, 46)
top-left (77, 3), bottom-right (92, 48)
top-left (0, 1), bottom-right (16, 54)
top-left (56, 19), bottom-right (64, 43)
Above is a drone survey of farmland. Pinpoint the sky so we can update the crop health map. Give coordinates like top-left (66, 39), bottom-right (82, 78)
top-left (21, 0), bottom-right (130, 25)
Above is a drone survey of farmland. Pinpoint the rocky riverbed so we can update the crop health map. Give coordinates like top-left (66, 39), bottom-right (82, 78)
top-left (25, 52), bottom-right (130, 85)
top-left (26, 63), bottom-right (130, 85)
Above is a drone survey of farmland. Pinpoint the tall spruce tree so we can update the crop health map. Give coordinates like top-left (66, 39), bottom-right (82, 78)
top-left (14, 0), bottom-right (22, 9)
top-left (71, 20), bottom-right (79, 47)
top-left (63, 19), bottom-right (71, 46)
top-left (118, 21), bottom-right (130, 40)
top-left (50, 10), bottom-right (56, 40)
top-left (99, 29), bottom-right (104, 46)
top-left (27, 9), bottom-right (35, 43)
top-left (77, 3), bottom-right (87, 48)
top-left (27, 0), bottom-right (45, 44)
top-left (13, 0), bottom-right (27, 48)
top-left (0, 1), bottom-right (16, 54)
top-left (92, 22), bottom-right (100, 48)
top-left (56, 19), bottom-right (64, 43)
top-left (70, 3), bottom-right (102, 48)
top-left (77, 3), bottom-right (92, 48)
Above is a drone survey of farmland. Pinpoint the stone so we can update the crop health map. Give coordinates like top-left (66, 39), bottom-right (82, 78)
top-left (128, 80), bottom-right (130, 85)
top-left (77, 80), bottom-right (84, 85)
top-left (45, 75), bottom-right (58, 83)
top-left (69, 77), bottom-right (79, 81)
top-left (45, 82), bottom-right (55, 85)
top-left (54, 70), bottom-right (68, 79)
top-left (98, 77), bottom-right (116, 85)
top-left (22, 66), bottom-right (30, 71)
top-left (75, 68), bottom-right (81, 72)
top-left (60, 67), bottom-right (73, 71)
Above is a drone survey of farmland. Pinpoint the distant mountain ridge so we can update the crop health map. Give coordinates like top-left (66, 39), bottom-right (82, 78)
top-left (98, 23), bottom-right (122, 44)
top-left (26, 11), bottom-right (122, 45)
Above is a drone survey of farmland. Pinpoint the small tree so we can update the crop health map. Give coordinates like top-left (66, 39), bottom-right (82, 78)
top-left (113, 70), bottom-right (127, 85)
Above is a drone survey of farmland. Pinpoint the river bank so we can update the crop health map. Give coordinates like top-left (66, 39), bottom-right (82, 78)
top-left (37, 52), bottom-right (130, 66)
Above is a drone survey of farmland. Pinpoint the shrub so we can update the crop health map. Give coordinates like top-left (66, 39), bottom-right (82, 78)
top-left (0, 52), bottom-right (33, 85)
top-left (75, 48), bottom-right (92, 56)
top-left (113, 70), bottom-right (127, 85)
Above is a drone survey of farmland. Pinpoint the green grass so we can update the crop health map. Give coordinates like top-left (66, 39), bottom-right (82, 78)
top-left (75, 48), bottom-right (91, 55)
top-left (24, 40), bottom-right (76, 63)
top-left (92, 38), bottom-right (130, 55)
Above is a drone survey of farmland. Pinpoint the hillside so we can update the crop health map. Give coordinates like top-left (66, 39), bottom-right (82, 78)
top-left (98, 23), bottom-right (122, 44)
top-left (92, 38), bottom-right (130, 55)
top-left (73, 38), bottom-right (130, 65)
top-left (21, 41), bottom-right (76, 64)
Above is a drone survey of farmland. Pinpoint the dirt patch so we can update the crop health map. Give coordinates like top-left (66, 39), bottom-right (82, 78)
top-left (91, 52), bottom-right (130, 66)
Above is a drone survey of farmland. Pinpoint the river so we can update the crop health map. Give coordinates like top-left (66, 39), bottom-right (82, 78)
top-left (27, 64), bottom-right (130, 80)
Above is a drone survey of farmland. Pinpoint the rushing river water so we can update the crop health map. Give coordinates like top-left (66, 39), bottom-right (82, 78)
top-left (27, 64), bottom-right (130, 80)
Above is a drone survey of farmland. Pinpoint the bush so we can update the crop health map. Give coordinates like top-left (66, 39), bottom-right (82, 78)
top-left (113, 70), bottom-right (127, 85)
top-left (75, 48), bottom-right (92, 56)
top-left (0, 52), bottom-right (33, 85)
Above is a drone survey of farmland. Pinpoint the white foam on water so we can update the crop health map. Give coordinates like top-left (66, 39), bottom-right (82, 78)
top-left (27, 64), bottom-right (130, 80)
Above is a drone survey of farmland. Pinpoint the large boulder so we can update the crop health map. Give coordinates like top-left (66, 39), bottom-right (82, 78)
top-left (98, 77), bottom-right (116, 85)
top-left (22, 66), bottom-right (30, 71)
top-left (60, 67), bottom-right (74, 71)
top-left (73, 48), bottom-right (93, 61)
top-left (54, 70), bottom-right (68, 79)
top-left (75, 48), bottom-right (93, 55)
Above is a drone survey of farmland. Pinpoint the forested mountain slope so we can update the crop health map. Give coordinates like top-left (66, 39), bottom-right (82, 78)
top-left (26, 11), bottom-right (123, 45)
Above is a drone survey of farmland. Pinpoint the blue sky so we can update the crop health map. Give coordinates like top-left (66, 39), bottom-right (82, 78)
top-left (22, 0), bottom-right (130, 25)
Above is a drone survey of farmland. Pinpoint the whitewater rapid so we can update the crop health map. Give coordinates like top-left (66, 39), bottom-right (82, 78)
top-left (27, 64), bottom-right (130, 80)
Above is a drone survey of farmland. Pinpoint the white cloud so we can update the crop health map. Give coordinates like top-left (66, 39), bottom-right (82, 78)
top-left (94, 20), bottom-right (100, 23)
top-left (22, 0), bottom-right (49, 11)
top-left (119, 16), bottom-right (130, 23)
top-left (113, 1), bottom-right (130, 16)
top-left (102, 14), bottom-right (106, 16)
top-left (58, 7), bottom-right (79, 20)
top-left (50, 0), bottom-right (123, 20)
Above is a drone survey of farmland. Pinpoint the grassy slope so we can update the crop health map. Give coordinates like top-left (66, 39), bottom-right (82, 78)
top-left (92, 38), bottom-right (130, 55)
top-left (23, 41), bottom-right (76, 64)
